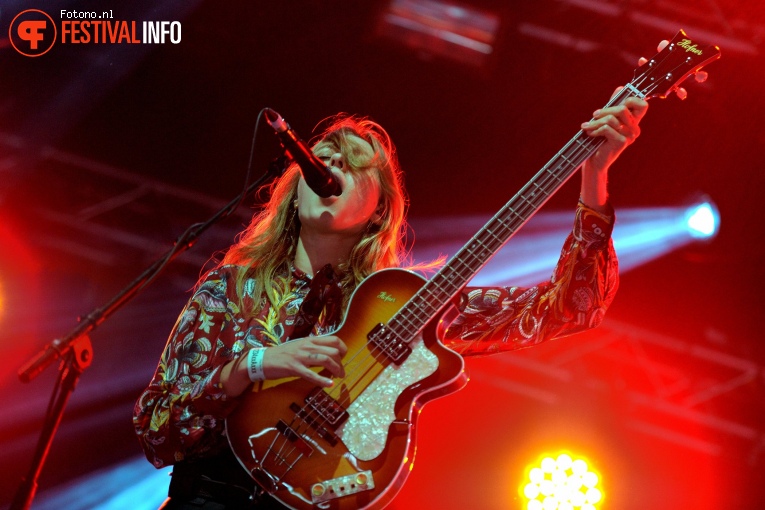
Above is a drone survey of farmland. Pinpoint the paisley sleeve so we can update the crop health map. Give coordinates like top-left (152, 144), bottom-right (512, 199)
top-left (133, 266), bottom-right (248, 467)
top-left (442, 202), bottom-right (618, 356)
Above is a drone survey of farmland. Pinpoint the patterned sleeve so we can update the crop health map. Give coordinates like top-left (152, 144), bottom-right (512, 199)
top-left (442, 202), bottom-right (618, 356)
top-left (133, 267), bottom-right (248, 468)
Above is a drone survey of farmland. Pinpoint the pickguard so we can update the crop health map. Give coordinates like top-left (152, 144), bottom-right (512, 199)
top-left (337, 337), bottom-right (437, 461)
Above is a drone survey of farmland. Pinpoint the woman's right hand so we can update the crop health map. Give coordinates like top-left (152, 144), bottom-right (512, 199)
top-left (221, 335), bottom-right (347, 398)
top-left (263, 335), bottom-right (347, 387)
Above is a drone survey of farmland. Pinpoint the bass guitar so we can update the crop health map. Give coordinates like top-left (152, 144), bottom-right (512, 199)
top-left (226, 30), bottom-right (720, 509)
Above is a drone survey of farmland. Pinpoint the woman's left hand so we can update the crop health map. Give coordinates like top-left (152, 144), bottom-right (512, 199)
top-left (581, 95), bottom-right (649, 175)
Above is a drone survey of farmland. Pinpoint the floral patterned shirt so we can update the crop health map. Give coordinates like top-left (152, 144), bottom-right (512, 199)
top-left (133, 202), bottom-right (617, 468)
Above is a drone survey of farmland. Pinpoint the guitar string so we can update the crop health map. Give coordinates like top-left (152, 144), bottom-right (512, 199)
top-left (259, 47), bottom-right (684, 479)
top-left (259, 419), bottom-right (300, 482)
top-left (280, 351), bottom-right (386, 456)
top-left (267, 341), bottom-right (392, 469)
top-left (264, 431), bottom-right (295, 478)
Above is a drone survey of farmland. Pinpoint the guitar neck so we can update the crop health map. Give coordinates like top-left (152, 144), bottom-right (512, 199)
top-left (388, 85), bottom-right (645, 337)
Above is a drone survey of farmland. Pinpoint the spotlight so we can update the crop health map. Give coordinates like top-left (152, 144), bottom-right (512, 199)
top-left (685, 198), bottom-right (719, 239)
top-left (521, 452), bottom-right (603, 510)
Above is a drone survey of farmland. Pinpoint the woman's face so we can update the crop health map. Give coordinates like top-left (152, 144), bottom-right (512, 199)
top-left (296, 134), bottom-right (381, 237)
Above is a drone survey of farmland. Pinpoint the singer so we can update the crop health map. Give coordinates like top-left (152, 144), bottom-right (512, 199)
top-left (134, 98), bottom-right (647, 508)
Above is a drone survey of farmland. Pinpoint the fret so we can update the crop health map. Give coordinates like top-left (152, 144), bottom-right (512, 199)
top-left (552, 160), bottom-right (577, 175)
top-left (532, 176), bottom-right (560, 190)
top-left (463, 238), bottom-right (490, 260)
top-left (492, 216), bottom-right (513, 235)
top-left (558, 154), bottom-right (576, 169)
top-left (422, 280), bottom-right (453, 304)
top-left (565, 143), bottom-right (588, 160)
top-left (389, 312), bottom-right (420, 337)
top-left (573, 135), bottom-right (589, 149)
top-left (506, 206), bottom-right (526, 222)
top-left (458, 254), bottom-right (484, 274)
top-left (568, 139), bottom-right (593, 158)
top-left (449, 255), bottom-right (475, 276)
top-left (515, 193), bottom-right (541, 211)
top-left (485, 224), bottom-right (511, 243)
top-left (416, 285), bottom-right (440, 306)
top-left (453, 247), bottom-right (474, 268)
top-left (479, 229), bottom-right (505, 251)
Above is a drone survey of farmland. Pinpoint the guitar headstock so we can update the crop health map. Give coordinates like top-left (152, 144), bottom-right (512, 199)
top-left (633, 29), bottom-right (721, 100)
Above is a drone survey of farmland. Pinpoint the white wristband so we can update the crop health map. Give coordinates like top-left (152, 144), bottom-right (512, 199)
top-left (247, 347), bottom-right (267, 382)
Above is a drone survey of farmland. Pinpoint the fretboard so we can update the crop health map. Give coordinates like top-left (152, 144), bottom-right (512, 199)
top-left (388, 85), bottom-right (644, 338)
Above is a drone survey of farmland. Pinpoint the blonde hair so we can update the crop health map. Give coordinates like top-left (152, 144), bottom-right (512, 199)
top-left (220, 113), bottom-right (409, 313)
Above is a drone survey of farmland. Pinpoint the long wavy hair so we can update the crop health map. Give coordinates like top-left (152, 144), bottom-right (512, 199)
top-left (220, 113), bottom-right (409, 314)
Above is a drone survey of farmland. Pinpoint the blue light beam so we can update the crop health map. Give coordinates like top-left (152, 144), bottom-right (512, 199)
top-left (410, 202), bottom-right (719, 288)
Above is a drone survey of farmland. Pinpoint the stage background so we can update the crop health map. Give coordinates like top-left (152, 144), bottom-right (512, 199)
top-left (1, 1), bottom-right (763, 508)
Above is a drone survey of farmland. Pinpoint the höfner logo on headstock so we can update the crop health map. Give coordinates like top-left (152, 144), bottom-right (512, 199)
top-left (678, 38), bottom-right (703, 55)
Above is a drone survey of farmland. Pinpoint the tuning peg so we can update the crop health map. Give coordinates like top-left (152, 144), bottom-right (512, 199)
top-left (675, 87), bottom-right (688, 100)
top-left (694, 70), bottom-right (709, 83)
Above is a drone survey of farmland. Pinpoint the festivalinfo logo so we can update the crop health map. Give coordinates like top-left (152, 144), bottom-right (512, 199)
top-left (9, 7), bottom-right (182, 57)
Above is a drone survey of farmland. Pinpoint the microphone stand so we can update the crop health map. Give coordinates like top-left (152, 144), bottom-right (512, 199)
top-left (10, 157), bottom-right (288, 510)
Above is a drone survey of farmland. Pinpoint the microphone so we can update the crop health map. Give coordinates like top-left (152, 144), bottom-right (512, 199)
top-left (264, 108), bottom-right (342, 198)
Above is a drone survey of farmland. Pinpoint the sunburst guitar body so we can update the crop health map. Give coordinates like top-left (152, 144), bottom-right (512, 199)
top-left (226, 268), bottom-right (467, 510)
